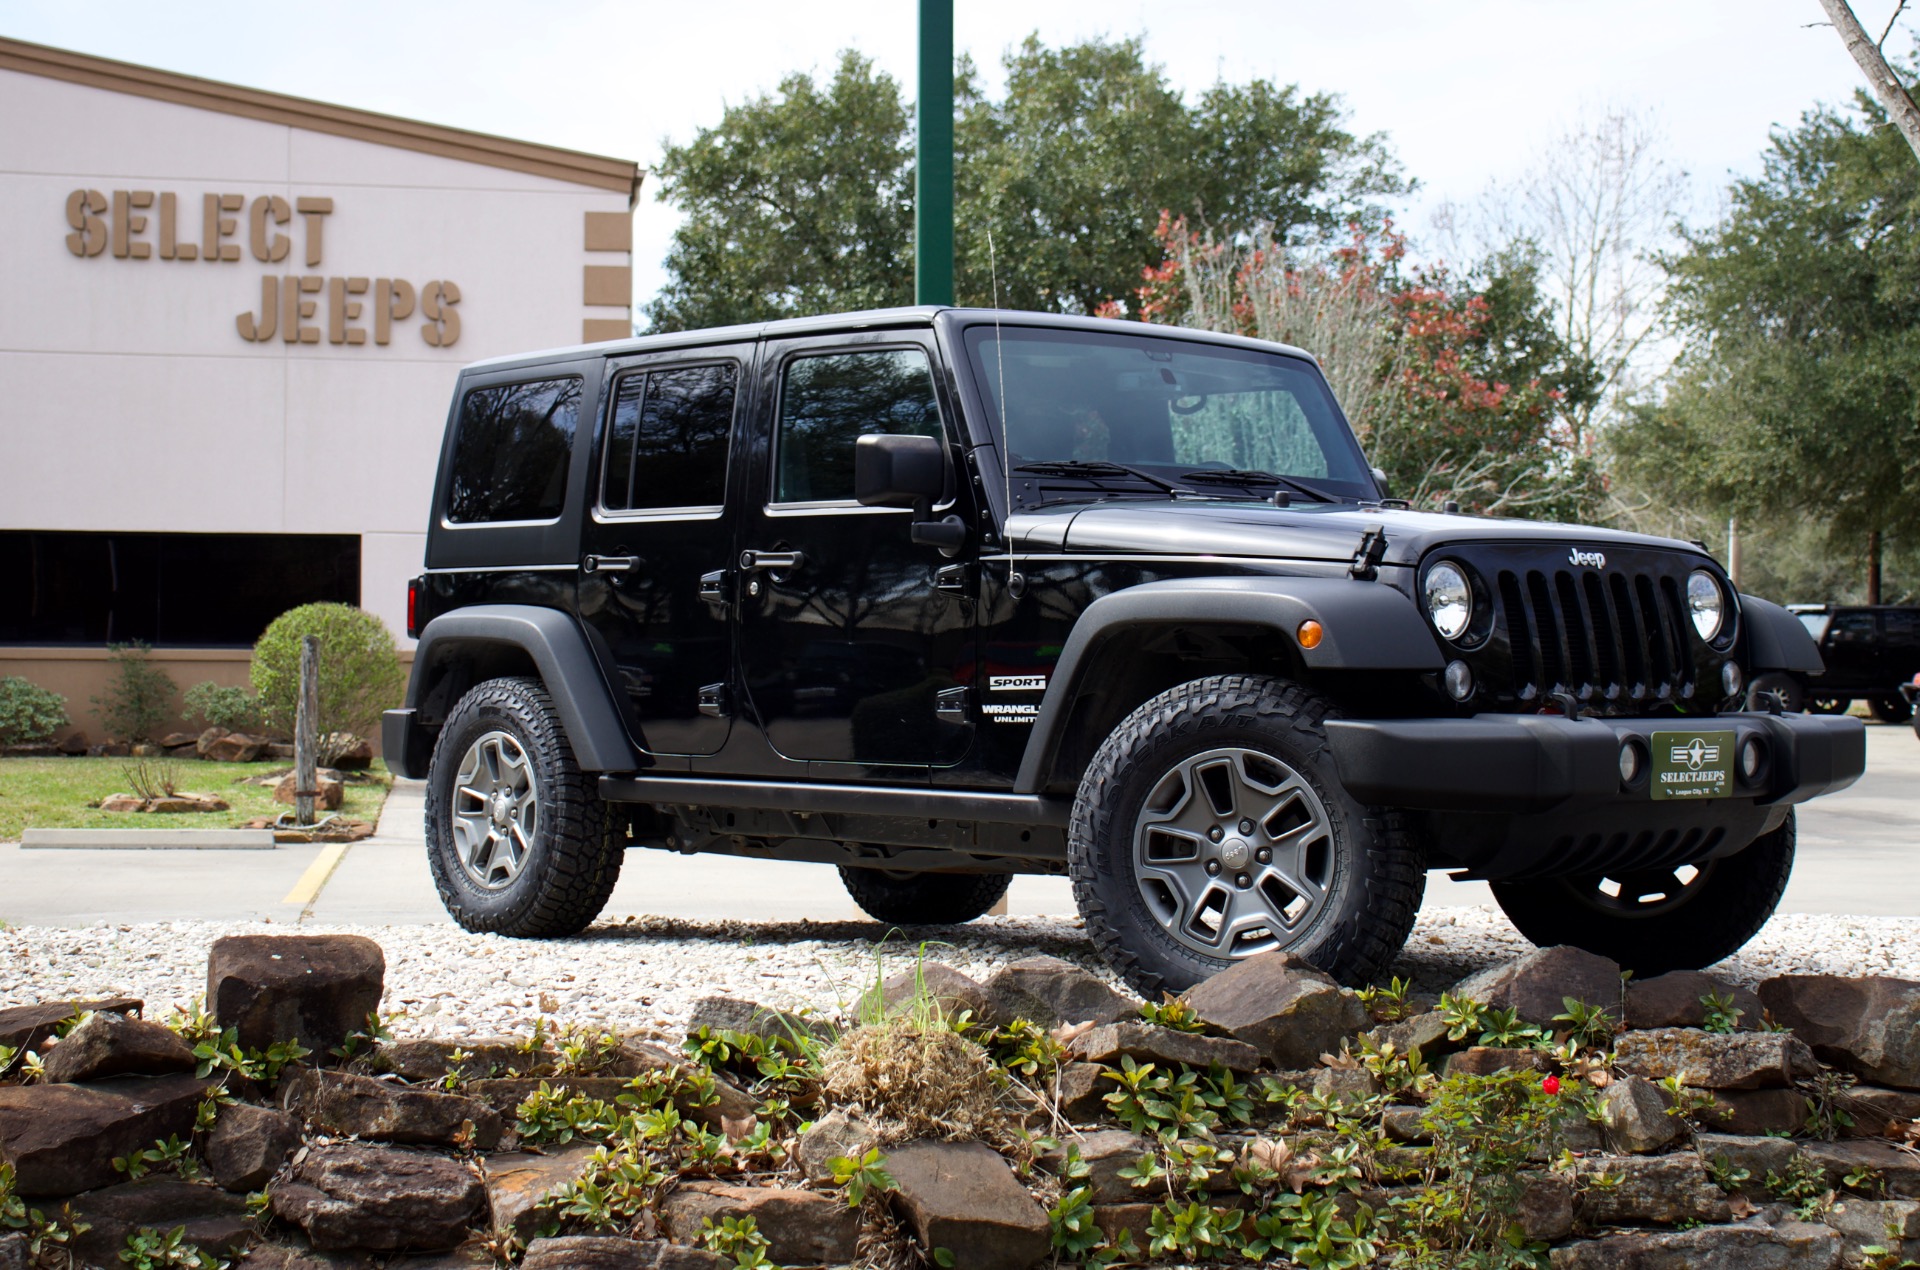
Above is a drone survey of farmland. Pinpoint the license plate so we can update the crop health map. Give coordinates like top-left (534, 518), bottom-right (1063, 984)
top-left (1650, 730), bottom-right (1735, 801)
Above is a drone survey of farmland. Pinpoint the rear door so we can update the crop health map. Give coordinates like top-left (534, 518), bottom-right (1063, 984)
top-left (577, 345), bottom-right (751, 758)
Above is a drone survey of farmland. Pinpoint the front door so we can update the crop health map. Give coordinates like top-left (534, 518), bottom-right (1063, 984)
top-left (735, 335), bottom-right (975, 770)
top-left (577, 345), bottom-right (751, 757)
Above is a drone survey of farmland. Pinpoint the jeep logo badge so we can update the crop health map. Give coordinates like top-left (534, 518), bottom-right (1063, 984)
top-left (1569, 548), bottom-right (1606, 569)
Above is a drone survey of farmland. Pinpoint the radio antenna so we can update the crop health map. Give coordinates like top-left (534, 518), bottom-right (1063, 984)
top-left (989, 229), bottom-right (1010, 538)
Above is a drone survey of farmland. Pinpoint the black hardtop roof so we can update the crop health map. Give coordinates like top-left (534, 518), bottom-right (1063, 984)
top-left (458, 307), bottom-right (1317, 377)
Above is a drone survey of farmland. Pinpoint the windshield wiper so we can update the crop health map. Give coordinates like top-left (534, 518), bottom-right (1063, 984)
top-left (1013, 460), bottom-right (1191, 496)
top-left (1178, 468), bottom-right (1335, 504)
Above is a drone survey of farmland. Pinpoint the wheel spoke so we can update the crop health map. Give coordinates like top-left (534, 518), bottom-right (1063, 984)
top-left (449, 729), bottom-right (539, 891)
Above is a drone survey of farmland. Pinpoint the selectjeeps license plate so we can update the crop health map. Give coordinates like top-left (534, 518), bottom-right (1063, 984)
top-left (1650, 730), bottom-right (1736, 801)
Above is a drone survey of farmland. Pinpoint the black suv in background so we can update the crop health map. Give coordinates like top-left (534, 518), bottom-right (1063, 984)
top-left (384, 309), bottom-right (1865, 997)
top-left (1748, 605), bottom-right (1920, 723)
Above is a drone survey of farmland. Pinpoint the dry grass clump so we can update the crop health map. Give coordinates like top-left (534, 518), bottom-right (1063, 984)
top-left (820, 1018), bottom-right (1016, 1146)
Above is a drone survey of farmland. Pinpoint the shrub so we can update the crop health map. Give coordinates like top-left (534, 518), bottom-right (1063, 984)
top-left (0, 676), bottom-right (68, 746)
top-left (181, 681), bottom-right (262, 733)
top-left (91, 642), bottom-right (178, 742)
top-left (251, 604), bottom-right (406, 756)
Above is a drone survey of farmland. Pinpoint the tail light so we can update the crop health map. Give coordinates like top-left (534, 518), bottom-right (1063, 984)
top-left (406, 578), bottom-right (421, 640)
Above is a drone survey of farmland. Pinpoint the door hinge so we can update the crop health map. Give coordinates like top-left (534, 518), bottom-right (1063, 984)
top-left (935, 685), bottom-right (970, 724)
top-left (1349, 525), bottom-right (1388, 580)
top-left (699, 569), bottom-right (731, 617)
top-left (698, 683), bottom-right (732, 718)
top-left (934, 563), bottom-right (971, 595)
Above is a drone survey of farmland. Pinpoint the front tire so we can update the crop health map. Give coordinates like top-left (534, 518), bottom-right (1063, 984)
top-left (1489, 810), bottom-right (1795, 976)
top-left (1068, 675), bottom-right (1423, 997)
top-left (426, 676), bottom-right (623, 937)
top-left (1869, 694), bottom-right (1913, 724)
top-left (1749, 673), bottom-right (1806, 714)
top-left (839, 868), bottom-right (1012, 925)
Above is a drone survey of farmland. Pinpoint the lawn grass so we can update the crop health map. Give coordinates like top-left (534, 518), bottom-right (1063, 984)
top-left (0, 756), bottom-right (392, 841)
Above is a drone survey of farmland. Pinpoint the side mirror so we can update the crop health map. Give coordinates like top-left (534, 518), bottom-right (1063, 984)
top-left (1370, 466), bottom-right (1394, 499)
top-left (856, 433), bottom-right (946, 514)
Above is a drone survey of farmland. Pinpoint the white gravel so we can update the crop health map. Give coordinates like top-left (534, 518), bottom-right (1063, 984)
top-left (4, 907), bottom-right (1917, 1041)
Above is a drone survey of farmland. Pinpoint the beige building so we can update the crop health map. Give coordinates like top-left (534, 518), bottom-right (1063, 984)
top-left (0, 37), bottom-right (640, 742)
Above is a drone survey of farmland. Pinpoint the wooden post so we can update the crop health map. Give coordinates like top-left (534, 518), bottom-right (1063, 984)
top-left (295, 634), bottom-right (319, 827)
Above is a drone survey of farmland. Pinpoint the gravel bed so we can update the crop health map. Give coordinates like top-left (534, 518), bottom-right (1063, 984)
top-left (3, 907), bottom-right (1917, 1041)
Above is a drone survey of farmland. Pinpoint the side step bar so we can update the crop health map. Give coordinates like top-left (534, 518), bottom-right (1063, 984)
top-left (598, 776), bottom-right (1070, 828)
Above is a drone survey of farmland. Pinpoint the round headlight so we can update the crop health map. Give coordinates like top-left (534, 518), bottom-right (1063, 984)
top-left (1687, 570), bottom-right (1725, 641)
top-left (1424, 561), bottom-right (1473, 641)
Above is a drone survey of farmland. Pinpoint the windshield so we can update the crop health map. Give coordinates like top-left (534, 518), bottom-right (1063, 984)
top-left (962, 324), bottom-right (1376, 503)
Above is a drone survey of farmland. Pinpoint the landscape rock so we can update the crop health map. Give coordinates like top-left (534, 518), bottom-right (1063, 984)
top-left (1312, 1067), bottom-right (1381, 1101)
top-left (1517, 1171), bottom-right (1575, 1242)
top-left (464, 1076), bottom-right (634, 1120)
top-left (274, 769), bottom-right (345, 811)
top-left (149, 793), bottom-right (232, 813)
top-left (234, 1247), bottom-right (373, 1269)
top-left (522, 1238), bottom-right (727, 1270)
top-left (377, 1037), bottom-right (549, 1082)
top-left (873, 962), bottom-right (1009, 1029)
top-left (390, 1247), bottom-right (495, 1270)
top-left (1055, 1062), bottom-right (1110, 1121)
top-left (1093, 1203), bottom-right (1156, 1249)
top-left (1626, 971), bottom-right (1765, 1031)
top-left (195, 727), bottom-right (229, 756)
top-left (68, 1177), bottom-right (253, 1267)
top-left (1450, 945), bottom-right (1623, 1026)
top-left (1364, 1010), bottom-right (1461, 1062)
top-left (686, 996), bottom-right (835, 1045)
top-left (981, 956), bottom-right (1136, 1028)
top-left (885, 1140), bottom-right (1052, 1270)
top-left (0, 997), bottom-right (143, 1051)
top-left (1826, 1198), bottom-right (1920, 1266)
top-left (1179, 952), bottom-right (1369, 1068)
top-left (92, 741), bottom-right (132, 757)
top-left (40, 1007), bottom-right (195, 1083)
top-left (207, 1101), bottom-right (303, 1191)
top-left (1444, 1046), bottom-right (1550, 1078)
top-left (1693, 1133), bottom-right (1800, 1200)
top-left (607, 1040), bottom-right (758, 1127)
top-left (0, 1234), bottom-right (22, 1270)
top-left (1599, 1075), bottom-right (1682, 1153)
top-left (271, 1143), bottom-right (486, 1252)
top-left (0, 1072), bottom-right (209, 1195)
top-left (282, 1069), bottom-right (502, 1149)
top-left (1615, 1027), bottom-right (1817, 1089)
top-left (1759, 974), bottom-right (1920, 1089)
top-left (159, 731), bottom-right (201, 749)
top-left (793, 1108), bottom-right (879, 1185)
top-left (1845, 1085), bottom-right (1920, 1136)
top-left (484, 1143), bottom-right (598, 1238)
top-left (1700, 1087), bottom-right (1811, 1137)
top-left (660, 1182), bottom-right (859, 1265)
top-left (1039, 1129), bottom-right (1154, 1203)
top-left (207, 933), bottom-right (385, 1055)
top-left (1572, 1152), bottom-right (1732, 1226)
top-left (55, 731), bottom-right (88, 755)
top-left (1068, 1021), bottom-right (1263, 1073)
top-left (205, 732), bottom-right (266, 762)
top-left (326, 733), bottom-right (374, 769)
top-left (1801, 1137), bottom-right (1920, 1198)
top-left (1382, 1105), bottom-right (1431, 1143)
top-left (1548, 1222), bottom-right (1840, 1269)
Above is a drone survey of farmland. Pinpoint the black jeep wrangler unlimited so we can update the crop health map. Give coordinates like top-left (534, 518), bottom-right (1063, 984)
top-left (384, 309), bottom-right (1866, 996)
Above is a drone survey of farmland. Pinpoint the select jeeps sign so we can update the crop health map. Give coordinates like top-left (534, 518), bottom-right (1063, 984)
top-left (1650, 730), bottom-right (1735, 801)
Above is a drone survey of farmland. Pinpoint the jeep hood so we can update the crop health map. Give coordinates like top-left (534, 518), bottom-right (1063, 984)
top-left (1007, 500), bottom-right (1708, 567)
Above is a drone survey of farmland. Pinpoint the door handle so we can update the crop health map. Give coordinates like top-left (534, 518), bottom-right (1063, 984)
top-left (582, 554), bottom-right (642, 575)
top-left (739, 549), bottom-right (806, 573)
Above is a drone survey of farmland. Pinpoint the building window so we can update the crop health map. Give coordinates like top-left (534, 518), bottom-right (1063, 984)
top-left (0, 531), bottom-right (360, 647)
top-left (601, 362), bottom-right (737, 512)
top-left (446, 377), bottom-right (582, 524)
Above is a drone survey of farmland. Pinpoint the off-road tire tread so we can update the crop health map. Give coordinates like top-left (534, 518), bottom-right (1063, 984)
top-left (1068, 674), bottom-right (1424, 998)
top-left (1489, 811), bottom-right (1797, 976)
top-left (426, 676), bottom-right (622, 938)
top-left (837, 868), bottom-right (1013, 926)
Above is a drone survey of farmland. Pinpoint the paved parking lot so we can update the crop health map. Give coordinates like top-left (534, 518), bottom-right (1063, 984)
top-left (0, 723), bottom-right (1912, 928)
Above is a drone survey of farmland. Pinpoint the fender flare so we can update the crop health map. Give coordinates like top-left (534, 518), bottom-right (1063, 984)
top-left (1741, 595), bottom-right (1825, 675)
top-left (1012, 576), bottom-right (1443, 793)
top-left (400, 604), bottom-right (639, 774)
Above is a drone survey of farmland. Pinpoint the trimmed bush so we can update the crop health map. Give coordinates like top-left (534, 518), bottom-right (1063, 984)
top-left (0, 676), bottom-right (68, 746)
top-left (91, 642), bottom-right (177, 742)
top-left (252, 604), bottom-right (406, 758)
top-left (183, 681), bottom-right (264, 733)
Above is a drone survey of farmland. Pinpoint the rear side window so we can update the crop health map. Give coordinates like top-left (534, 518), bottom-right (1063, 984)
top-left (775, 348), bottom-right (943, 503)
top-left (445, 377), bottom-right (581, 524)
top-left (601, 363), bottom-right (737, 511)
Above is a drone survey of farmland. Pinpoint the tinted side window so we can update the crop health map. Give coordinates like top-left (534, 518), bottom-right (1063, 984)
top-left (1832, 612), bottom-right (1876, 642)
top-left (446, 377), bottom-right (581, 524)
top-left (602, 363), bottom-right (737, 511)
top-left (1882, 610), bottom-right (1919, 642)
top-left (775, 349), bottom-right (942, 503)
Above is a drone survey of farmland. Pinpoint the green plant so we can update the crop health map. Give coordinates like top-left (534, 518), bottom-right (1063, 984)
top-left (1553, 997), bottom-right (1618, 1051)
top-left (1139, 995), bottom-right (1208, 1033)
top-left (544, 1145), bottom-right (668, 1230)
top-left (1355, 1034), bottom-right (1435, 1097)
top-left (112, 1136), bottom-right (199, 1183)
top-left (1049, 1186), bottom-right (1106, 1258)
top-left (117, 1225), bottom-right (224, 1269)
top-left (1438, 992), bottom-right (1489, 1042)
top-left (1802, 1068), bottom-right (1859, 1141)
top-left (1101, 1055), bottom-right (1222, 1142)
top-left (1700, 990), bottom-right (1746, 1034)
top-left (1357, 976), bottom-right (1415, 1023)
top-left (1766, 1153), bottom-right (1834, 1220)
top-left (699, 1214), bottom-right (774, 1270)
top-left (1475, 1006), bottom-right (1551, 1049)
top-left (1656, 1071), bottom-right (1720, 1125)
top-left (828, 1147), bottom-right (896, 1207)
top-left (0, 1161), bottom-right (91, 1260)
top-left (1146, 1200), bottom-right (1242, 1259)
top-left (121, 755), bottom-right (180, 801)
top-left (91, 642), bottom-right (177, 743)
top-left (1244, 1192), bottom-right (1379, 1269)
top-left (1705, 1155), bottom-right (1752, 1193)
top-left (181, 682), bottom-right (262, 734)
top-left (514, 1085), bottom-right (621, 1145)
top-left (987, 1017), bottom-right (1067, 1080)
top-left (190, 1029), bottom-right (310, 1085)
top-left (0, 676), bottom-right (68, 747)
top-left (330, 1008), bottom-right (401, 1061)
top-left (251, 603), bottom-right (407, 756)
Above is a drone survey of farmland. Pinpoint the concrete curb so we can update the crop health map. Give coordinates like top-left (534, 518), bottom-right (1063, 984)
top-left (20, 828), bottom-right (278, 850)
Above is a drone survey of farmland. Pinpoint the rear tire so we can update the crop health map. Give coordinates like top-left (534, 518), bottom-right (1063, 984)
top-left (838, 868), bottom-right (1012, 925)
top-left (1808, 695), bottom-right (1852, 716)
top-left (425, 676), bottom-right (623, 937)
top-left (1489, 810), bottom-right (1795, 976)
top-left (1869, 694), bottom-right (1913, 724)
top-left (1068, 674), bottom-right (1423, 998)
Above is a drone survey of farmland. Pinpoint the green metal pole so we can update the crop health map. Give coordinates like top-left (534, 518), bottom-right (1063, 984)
top-left (915, 0), bottom-right (954, 306)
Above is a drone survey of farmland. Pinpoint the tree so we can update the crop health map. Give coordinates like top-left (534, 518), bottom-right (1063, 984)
top-left (645, 36), bottom-right (1406, 330)
top-left (1616, 88), bottom-right (1920, 601)
top-left (1817, 0), bottom-right (1920, 164)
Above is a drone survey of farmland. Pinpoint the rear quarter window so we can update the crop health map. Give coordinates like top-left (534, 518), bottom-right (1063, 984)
top-left (446, 377), bottom-right (582, 524)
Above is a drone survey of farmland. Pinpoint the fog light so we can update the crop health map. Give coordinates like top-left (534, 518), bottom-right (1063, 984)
top-left (1721, 662), bottom-right (1744, 699)
top-left (1444, 659), bottom-right (1474, 701)
top-left (1740, 737), bottom-right (1766, 783)
top-left (1619, 740), bottom-right (1644, 786)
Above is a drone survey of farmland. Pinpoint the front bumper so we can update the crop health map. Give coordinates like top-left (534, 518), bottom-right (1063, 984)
top-left (1325, 711), bottom-right (1865, 881)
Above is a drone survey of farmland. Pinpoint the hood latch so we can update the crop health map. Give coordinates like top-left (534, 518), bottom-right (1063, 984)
top-left (1349, 525), bottom-right (1388, 580)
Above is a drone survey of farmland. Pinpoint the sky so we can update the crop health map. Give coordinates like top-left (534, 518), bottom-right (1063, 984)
top-left (2, 0), bottom-right (1908, 321)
